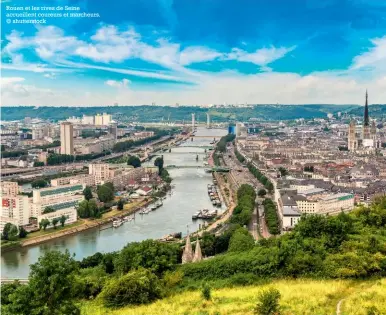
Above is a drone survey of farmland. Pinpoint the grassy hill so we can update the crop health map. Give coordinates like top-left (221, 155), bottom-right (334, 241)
top-left (80, 278), bottom-right (386, 315)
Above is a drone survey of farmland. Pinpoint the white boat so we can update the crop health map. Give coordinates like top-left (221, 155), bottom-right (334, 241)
top-left (113, 219), bottom-right (123, 227)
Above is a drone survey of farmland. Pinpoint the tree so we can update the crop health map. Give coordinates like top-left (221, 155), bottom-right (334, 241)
top-left (100, 268), bottom-right (162, 307)
top-left (31, 179), bottom-right (48, 189)
top-left (117, 199), bottom-right (125, 210)
top-left (115, 239), bottom-right (180, 276)
top-left (1, 223), bottom-right (19, 241)
top-left (59, 215), bottom-right (68, 227)
top-left (43, 206), bottom-right (55, 214)
top-left (39, 219), bottom-right (50, 230)
top-left (33, 161), bottom-right (44, 167)
top-left (258, 189), bottom-right (267, 198)
top-left (278, 167), bottom-right (288, 177)
top-left (127, 155), bottom-right (141, 168)
top-left (254, 288), bottom-right (281, 315)
top-left (154, 156), bottom-right (164, 174)
top-left (77, 200), bottom-right (90, 218)
top-left (77, 200), bottom-right (100, 219)
top-left (97, 184), bottom-right (114, 203)
top-left (18, 226), bottom-right (28, 238)
top-left (228, 227), bottom-right (255, 252)
top-left (83, 186), bottom-right (93, 201)
top-left (52, 217), bottom-right (60, 229)
top-left (27, 250), bottom-right (80, 314)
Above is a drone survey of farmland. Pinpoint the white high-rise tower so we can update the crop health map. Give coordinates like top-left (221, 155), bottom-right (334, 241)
top-left (192, 113), bottom-right (195, 130)
top-left (206, 113), bottom-right (210, 129)
top-left (60, 122), bottom-right (74, 155)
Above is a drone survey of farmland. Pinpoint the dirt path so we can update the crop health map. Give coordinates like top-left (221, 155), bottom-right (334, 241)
top-left (336, 298), bottom-right (345, 315)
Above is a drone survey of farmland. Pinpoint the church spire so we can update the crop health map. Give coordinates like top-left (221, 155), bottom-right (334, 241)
top-left (364, 90), bottom-right (369, 126)
top-left (182, 227), bottom-right (193, 264)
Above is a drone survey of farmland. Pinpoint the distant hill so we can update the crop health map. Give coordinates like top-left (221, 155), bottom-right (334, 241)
top-left (2, 104), bottom-right (385, 122)
top-left (347, 104), bottom-right (386, 118)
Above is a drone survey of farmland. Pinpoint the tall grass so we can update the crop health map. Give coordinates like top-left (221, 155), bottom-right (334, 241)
top-left (79, 279), bottom-right (386, 315)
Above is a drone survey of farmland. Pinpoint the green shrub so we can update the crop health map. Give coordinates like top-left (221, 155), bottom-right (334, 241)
top-left (162, 270), bottom-right (184, 294)
top-left (100, 268), bottom-right (162, 307)
top-left (73, 266), bottom-right (108, 299)
top-left (201, 284), bottom-right (211, 301)
top-left (228, 227), bottom-right (255, 252)
top-left (254, 288), bottom-right (281, 315)
top-left (227, 273), bottom-right (259, 287)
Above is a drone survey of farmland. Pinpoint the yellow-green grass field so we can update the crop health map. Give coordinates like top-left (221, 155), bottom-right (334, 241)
top-left (80, 278), bottom-right (386, 315)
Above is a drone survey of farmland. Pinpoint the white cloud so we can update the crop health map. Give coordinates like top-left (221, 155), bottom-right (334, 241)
top-left (179, 47), bottom-right (223, 65)
top-left (2, 25), bottom-right (386, 106)
top-left (1, 77), bottom-right (25, 85)
top-left (226, 46), bottom-right (296, 67)
top-left (43, 73), bottom-right (56, 79)
top-left (351, 35), bottom-right (386, 71)
top-left (105, 78), bottom-right (131, 88)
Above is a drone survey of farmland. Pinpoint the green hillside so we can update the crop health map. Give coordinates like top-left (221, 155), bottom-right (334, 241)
top-left (79, 279), bottom-right (386, 315)
top-left (2, 104), bottom-right (379, 122)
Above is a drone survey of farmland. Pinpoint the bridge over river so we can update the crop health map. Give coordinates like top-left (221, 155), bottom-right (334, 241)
top-left (165, 165), bottom-right (230, 172)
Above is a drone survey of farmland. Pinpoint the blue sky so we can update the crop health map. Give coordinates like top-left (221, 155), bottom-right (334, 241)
top-left (1, 0), bottom-right (386, 106)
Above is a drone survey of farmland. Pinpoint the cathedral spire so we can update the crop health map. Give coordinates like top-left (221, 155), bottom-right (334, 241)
top-left (182, 227), bottom-right (193, 264)
top-left (364, 90), bottom-right (369, 126)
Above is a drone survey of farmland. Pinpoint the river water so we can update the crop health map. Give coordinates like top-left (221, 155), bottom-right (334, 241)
top-left (1, 128), bottom-right (227, 278)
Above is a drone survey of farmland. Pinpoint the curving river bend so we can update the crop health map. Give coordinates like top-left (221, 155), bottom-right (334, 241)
top-left (1, 128), bottom-right (227, 278)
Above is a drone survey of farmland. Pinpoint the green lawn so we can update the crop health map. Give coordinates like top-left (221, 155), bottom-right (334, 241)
top-left (25, 220), bottom-right (85, 239)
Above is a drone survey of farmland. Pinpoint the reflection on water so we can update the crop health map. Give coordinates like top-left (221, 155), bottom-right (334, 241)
top-left (1, 128), bottom-right (227, 278)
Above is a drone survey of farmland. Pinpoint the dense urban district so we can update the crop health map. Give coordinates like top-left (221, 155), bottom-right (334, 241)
top-left (1, 95), bottom-right (386, 315)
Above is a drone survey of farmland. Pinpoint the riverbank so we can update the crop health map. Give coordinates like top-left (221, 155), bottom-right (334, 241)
top-left (14, 199), bottom-right (152, 248)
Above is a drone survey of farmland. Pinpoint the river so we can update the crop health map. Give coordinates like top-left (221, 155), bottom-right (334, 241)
top-left (1, 127), bottom-right (227, 278)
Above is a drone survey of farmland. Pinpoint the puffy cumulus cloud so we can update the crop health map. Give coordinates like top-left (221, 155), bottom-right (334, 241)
top-left (105, 78), bottom-right (131, 88)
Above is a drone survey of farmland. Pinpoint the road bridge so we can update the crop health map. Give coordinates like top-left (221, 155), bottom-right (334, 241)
top-left (165, 165), bottom-right (231, 172)
top-left (175, 145), bottom-right (213, 149)
top-left (153, 151), bottom-right (208, 155)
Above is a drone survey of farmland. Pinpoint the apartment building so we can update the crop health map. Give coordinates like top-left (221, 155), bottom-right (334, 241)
top-left (1, 194), bottom-right (30, 227)
top-left (51, 174), bottom-right (96, 187)
top-left (30, 184), bottom-right (84, 226)
top-left (1, 181), bottom-right (19, 197)
top-left (89, 163), bottom-right (113, 184)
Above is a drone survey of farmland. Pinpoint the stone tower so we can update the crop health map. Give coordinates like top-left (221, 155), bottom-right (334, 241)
top-left (348, 120), bottom-right (357, 151)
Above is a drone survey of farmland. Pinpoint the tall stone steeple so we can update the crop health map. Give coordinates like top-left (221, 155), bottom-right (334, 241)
top-left (192, 236), bottom-right (203, 262)
top-left (362, 90), bottom-right (371, 140)
top-left (182, 231), bottom-right (193, 264)
top-left (364, 90), bottom-right (369, 127)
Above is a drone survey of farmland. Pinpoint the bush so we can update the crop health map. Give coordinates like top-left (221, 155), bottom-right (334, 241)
top-left (100, 268), bottom-right (162, 307)
top-left (201, 283), bottom-right (211, 301)
top-left (73, 266), bottom-right (109, 299)
top-left (228, 227), bottom-right (255, 252)
top-left (254, 288), bottom-right (281, 315)
top-left (162, 270), bottom-right (184, 295)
